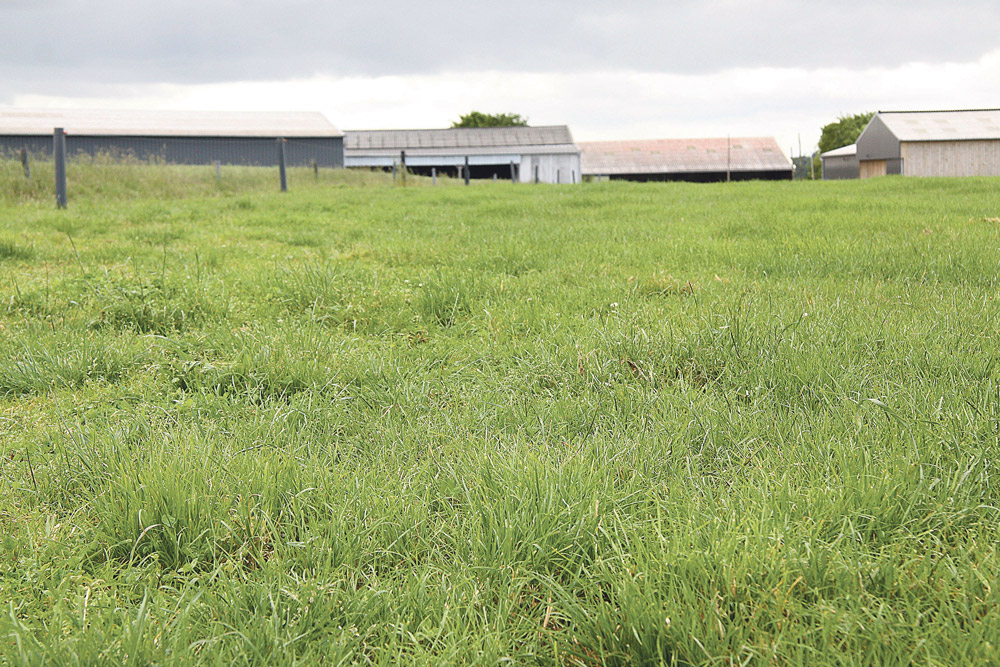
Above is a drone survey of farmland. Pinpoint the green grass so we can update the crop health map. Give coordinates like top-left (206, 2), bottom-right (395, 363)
top-left (1, 160), bottom-right (999, 665)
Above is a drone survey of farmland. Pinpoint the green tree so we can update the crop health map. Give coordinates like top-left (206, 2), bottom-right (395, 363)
top-left (818, 112), bottom-right (875, 153)
top-left (451, 111), bottom-right (529, 128)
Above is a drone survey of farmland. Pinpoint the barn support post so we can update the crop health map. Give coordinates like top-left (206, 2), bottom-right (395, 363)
top-left (432, 167), bottom-right (437, 185)
top-left (54, 128), bottom-right (67, 209)
top-left (19, 148), bottom-right (30, 180)
top-left (277, 138), bottom-right (288, 192)
top-left (510, 161), bottom-right (516, 184)
top-left (464, 157), bottom-right (470, 185)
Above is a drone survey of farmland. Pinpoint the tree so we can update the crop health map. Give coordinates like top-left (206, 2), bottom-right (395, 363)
top-left (451, 111), bottom-right (529, 128)
top-left (818, 112), bottom-right (874, 154)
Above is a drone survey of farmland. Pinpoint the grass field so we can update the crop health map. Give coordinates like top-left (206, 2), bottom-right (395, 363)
top-left (1, 161), bottom-right (999, 665)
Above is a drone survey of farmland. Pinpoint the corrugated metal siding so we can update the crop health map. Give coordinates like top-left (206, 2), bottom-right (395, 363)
top-left (0, 135), bottom-right (50, 157)
top-left (821, 154), bottom-right (859, 180)
top-left (518, 154), bottom-right (581, 183)
top-left (0, 135), bottom-right (344, 167)
top-left (900, 140), bottom-right (1000, 177)
top-left (348, 154), bottom-right (522, 168)
top-left (856, 116), bottom-right (901, 161)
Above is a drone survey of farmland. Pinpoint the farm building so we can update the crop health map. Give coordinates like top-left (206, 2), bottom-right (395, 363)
top-left (580, 137), bottom-right (793, 182)
top-left (856, 109), bottom-right (1000, 178)
top-left (820, 143), bottom-right (859, 180)
top-left (344, 126), bottom-right (581, 184)
top-left (0, 108), bottom-right (344, 167)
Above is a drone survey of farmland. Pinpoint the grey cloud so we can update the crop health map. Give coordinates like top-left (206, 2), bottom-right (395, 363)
top-left (3, 0), bottom-right (999, 98)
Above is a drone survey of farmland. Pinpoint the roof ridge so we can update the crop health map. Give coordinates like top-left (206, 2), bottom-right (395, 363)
top-left (878, 108), bottom-right (1000, 114)
top-left (345, 125), bottom-right (567, 133)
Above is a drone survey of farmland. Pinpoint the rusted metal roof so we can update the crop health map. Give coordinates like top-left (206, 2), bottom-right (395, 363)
top-left (346, 126), bottom-right (575, 151)
top-left (580, 137), bottom-right (792, 175)
top-left (0, 108), bottom-right (342, 137)
top-left (874, 109), bottom-right (1000, 142)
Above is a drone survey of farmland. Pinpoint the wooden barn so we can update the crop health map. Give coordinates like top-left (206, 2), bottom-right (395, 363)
top-left (856, 109), bottom-right (1000, 178)
top-left (580, 137), bottom-right (792, 182)
top-left (0, 108), bottom-right (344, 168)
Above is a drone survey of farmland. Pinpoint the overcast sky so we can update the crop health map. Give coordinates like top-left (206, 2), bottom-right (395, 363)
top-left (4, 0), bottom-right (1000, 152)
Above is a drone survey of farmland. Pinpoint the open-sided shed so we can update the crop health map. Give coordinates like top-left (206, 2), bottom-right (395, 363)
top-left (0, 108), bottom-right (344, 167)
top-left (344, 126), bottom-right (581, 184)
top-left (580, 137), bottom-right (792, 182)
top-left (856, 109), bottom-right (1000, 178)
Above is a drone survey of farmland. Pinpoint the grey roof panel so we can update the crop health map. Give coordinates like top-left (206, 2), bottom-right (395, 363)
top-left (345, 126), bottom-right (575, 151)
top-left (348, 144), bottom-right (579, 158)
top-left (821, 143), bottom-right (857, 158)
top-left (580, 137), bottom-right (792, 175)
top-left (876, 109), bottom-right (1000, 141)
top-left (0, 108), bottom-right (342, 137)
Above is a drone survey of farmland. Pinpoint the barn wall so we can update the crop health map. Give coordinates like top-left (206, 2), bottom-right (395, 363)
top-left (822, 154), bottom-right (859, 180)
top-left (900, 140), bottom-right (1000, 177)
top-left (856, 116), bottom-right (900, 161)
top-left (859, 160), bottom-right (886, 179)
top-left (1, 135), bottom-right (344, 168)
top-left (0, 136), bottom-right (51, 157)
top-left (518, 153), bottom-right (581, 184)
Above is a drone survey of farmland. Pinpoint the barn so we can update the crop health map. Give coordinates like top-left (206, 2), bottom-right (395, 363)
top-left (855, 109), bottom-right (1000, 178)
top-left (0, 108), bottom-right (344, 167)
top-left (820, 143), bottom-right (859, 180)
top-left (580, 137), bottom-right (792, 182)
top-left (344, 126), bottom-right (581, 184)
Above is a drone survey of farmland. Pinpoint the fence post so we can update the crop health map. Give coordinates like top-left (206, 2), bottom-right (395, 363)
top-left (464, 156), bottom-right (470, 185)
top-left (277, 138), bottom-right (288, 192)
top-left (557, 169), bottom-right (561, 184)
top-left (534, 164), bottom-right (539, 184)
top-left (510, 160), bottom-right (516, 184)
top-left (400, 150), bottom-right (406, 185)
top-left (572, 170), bottom-right (576, 184)
top-left (19, 148), bottom-right (30, 180)
top-left (312, 159), bottom-right (318, 180)
top-left (432, 167), bottom-right (437, 185)
top-left (215, 160), bottom-right (222, 182)
top-left (493, 173), bottom-right (497, 182)
top-left (392, 162), bottom-right (397, 182)
top-left (54, 128), bottom-right (67, 209)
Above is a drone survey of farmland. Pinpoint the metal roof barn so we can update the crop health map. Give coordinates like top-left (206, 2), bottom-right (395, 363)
top-left (580, 137), bottom-right (792, 182)
top-left (820, 143), bottom-right (859, 180)
top-left (344, 126), bottom-right (581, 184)
top-left (855, 109), bottom-right (1000, 178)
top-left (0, 109), bottom-right (344, 168)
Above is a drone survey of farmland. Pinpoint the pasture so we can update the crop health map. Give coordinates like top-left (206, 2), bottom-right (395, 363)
top-left (1, 162), bottom-right (999, 665)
